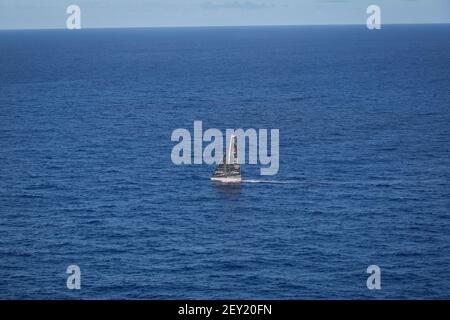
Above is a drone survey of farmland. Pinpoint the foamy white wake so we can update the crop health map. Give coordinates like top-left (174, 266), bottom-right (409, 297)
top-left (242, 179), bottom-right (298, 184)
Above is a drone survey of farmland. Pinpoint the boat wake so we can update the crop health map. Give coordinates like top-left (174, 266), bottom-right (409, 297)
top-left (242, 179), bottom-right (298, 184)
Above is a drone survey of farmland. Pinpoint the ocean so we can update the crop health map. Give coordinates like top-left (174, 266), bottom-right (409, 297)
top-left (0, 25), bottom-right (449, 299)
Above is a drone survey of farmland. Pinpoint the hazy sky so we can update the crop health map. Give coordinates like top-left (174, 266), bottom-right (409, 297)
top-left (0, 0), bottom-right (449, 29)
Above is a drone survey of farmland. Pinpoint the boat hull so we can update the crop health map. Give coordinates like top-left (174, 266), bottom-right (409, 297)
top-left (210, 176), bottom-right (242, 183)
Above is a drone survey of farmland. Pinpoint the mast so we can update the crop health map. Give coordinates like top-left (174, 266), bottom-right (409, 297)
top-left (227, 134), bottom-right (235, 165)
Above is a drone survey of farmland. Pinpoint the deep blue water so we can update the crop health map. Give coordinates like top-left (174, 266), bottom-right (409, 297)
top-left (1, 25), bottom-right (450, 299)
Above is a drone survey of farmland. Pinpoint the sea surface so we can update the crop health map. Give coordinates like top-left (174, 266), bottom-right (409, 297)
top-left (1, 25), bottom-right (450, 299)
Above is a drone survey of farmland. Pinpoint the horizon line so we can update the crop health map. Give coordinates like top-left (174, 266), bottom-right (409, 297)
top-left (1, 22), bottom-right (450, 31)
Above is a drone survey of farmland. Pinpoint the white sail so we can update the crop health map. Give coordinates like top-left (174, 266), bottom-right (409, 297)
top-left (211, 134), bottom-right (241, 183)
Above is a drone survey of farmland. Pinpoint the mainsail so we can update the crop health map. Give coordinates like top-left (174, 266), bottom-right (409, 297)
top-left (211, 134), bottom-right (241, 183)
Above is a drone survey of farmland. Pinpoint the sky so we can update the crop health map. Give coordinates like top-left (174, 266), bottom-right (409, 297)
top-left (0, 0), bottom-right (449, 30)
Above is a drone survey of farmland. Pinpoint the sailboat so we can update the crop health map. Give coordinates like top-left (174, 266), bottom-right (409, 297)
top-left (211, 134), bottom-right (242, 183)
